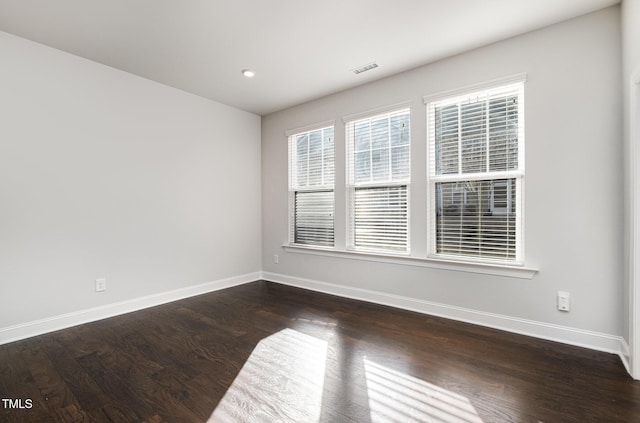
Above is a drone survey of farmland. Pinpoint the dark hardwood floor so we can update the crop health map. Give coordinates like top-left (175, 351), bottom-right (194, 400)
top-left (1, 280), bottom-right (639, 422)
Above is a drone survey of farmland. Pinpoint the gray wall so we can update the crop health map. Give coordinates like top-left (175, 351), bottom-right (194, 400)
top-left (622, 0), bottom-right (640, 370)
top-left (0, 32), bottom-right (262, 329)
top-left (262, 8), bottom-right (623, 344)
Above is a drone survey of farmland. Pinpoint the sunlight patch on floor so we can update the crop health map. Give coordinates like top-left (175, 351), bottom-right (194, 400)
top-left (364, 358), bottom-right (484, 423)
top-left (208, 328), bottom-right (327, 423)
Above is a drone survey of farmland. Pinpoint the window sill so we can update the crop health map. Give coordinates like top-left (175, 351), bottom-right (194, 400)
top-left (282, 244), bottom-right (538, 279)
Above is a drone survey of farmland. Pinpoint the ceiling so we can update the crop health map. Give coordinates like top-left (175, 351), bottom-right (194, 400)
top-left (0, 0), bottom-right (620, 115)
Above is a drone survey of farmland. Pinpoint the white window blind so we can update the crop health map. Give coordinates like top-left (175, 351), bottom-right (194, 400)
top-left (288, 126), bottom-right (334, 247)
top-left (426, 78), bottom-right (524, 262)
top-left (347, 108), bottom-right (410, 253)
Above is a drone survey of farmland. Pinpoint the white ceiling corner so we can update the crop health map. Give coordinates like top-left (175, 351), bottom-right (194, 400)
top-left (0, 0), bottom-right (620, 115)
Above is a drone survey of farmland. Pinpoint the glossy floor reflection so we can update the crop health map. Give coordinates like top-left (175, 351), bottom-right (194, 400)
top-left (208, 328), bottom-right (327, 423)
top-left (1, 282), bottom-right (637, 422)
top-left (364, 358), bottom-right (484, 423)
top-left (209, 326), bottom-right (486, 423)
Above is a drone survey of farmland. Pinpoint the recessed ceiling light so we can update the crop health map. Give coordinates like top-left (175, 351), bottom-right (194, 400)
top-left (242, 69), bottom-right (256, 78)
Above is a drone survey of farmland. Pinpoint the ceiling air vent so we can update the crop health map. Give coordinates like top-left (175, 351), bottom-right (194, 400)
top-left (353, 62), bottom-right (378, 75)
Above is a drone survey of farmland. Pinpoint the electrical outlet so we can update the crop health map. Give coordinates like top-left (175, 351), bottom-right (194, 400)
top-left (95, 278), bottom-right (106, 292)
top-left (273, 254), bottom-right (279, 264)
top-left (557, 291), bottom-right (570, 312)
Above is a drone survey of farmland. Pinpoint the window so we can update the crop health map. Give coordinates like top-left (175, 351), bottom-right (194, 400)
top-left (288, 125), bottom-right (335, 247)
top-left (346, 108), bottom-right (410, 253)
top-left (426, 77), bottom-right (525, 263)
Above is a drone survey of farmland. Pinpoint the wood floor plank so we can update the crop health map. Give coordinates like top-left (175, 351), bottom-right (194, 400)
top-left (97, 402), bottom-right (142, 423)
top-left (42, 339), bottom-right (112, 412)
top-left (1, 280), bottom-right (639, 422)
top-left (0, 340), bottom-right (59, 423)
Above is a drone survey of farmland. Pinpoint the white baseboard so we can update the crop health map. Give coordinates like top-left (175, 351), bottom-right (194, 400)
top-left (620, 338), bottom-right (632, 375)
top-left (0, 272), bottom-right (260, 346)
top-left (3, 270), bottom-right (631, 375)
top-left (262, 271), bottom-right (629, 360)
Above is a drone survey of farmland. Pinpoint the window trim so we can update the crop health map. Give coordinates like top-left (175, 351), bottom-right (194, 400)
top-left (424, 74), bottom-right (527, 264)
top-left (285, 119), bottom-right (336, 137)
top-left (422, 73), bottom-right (527, 105)
top-left (342, 101), bottom-right (412, 124)
top-left (283, 243), bottom-right (538, 279)
top-left (345, 106), bottom-right (412, 254)
top-left (287, 122), bottom-right (336, 247)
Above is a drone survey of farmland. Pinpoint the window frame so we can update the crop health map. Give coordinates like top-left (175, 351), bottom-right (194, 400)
top-left (344, 105), bottom-right (412, 255)
top-left (287, 121), bottom-right (336, 248)
top-left (424, 74), bottom-right (526, 265)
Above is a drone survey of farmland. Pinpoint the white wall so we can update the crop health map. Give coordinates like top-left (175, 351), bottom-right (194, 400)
top-left (623, 1), bottom-right (640, 76)
top-left (622, 0), bottom-right (640, 375)
top-left (262, 7), bottom-right (624, 351)
top-left (0, 32), bottom-right (262, 333)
